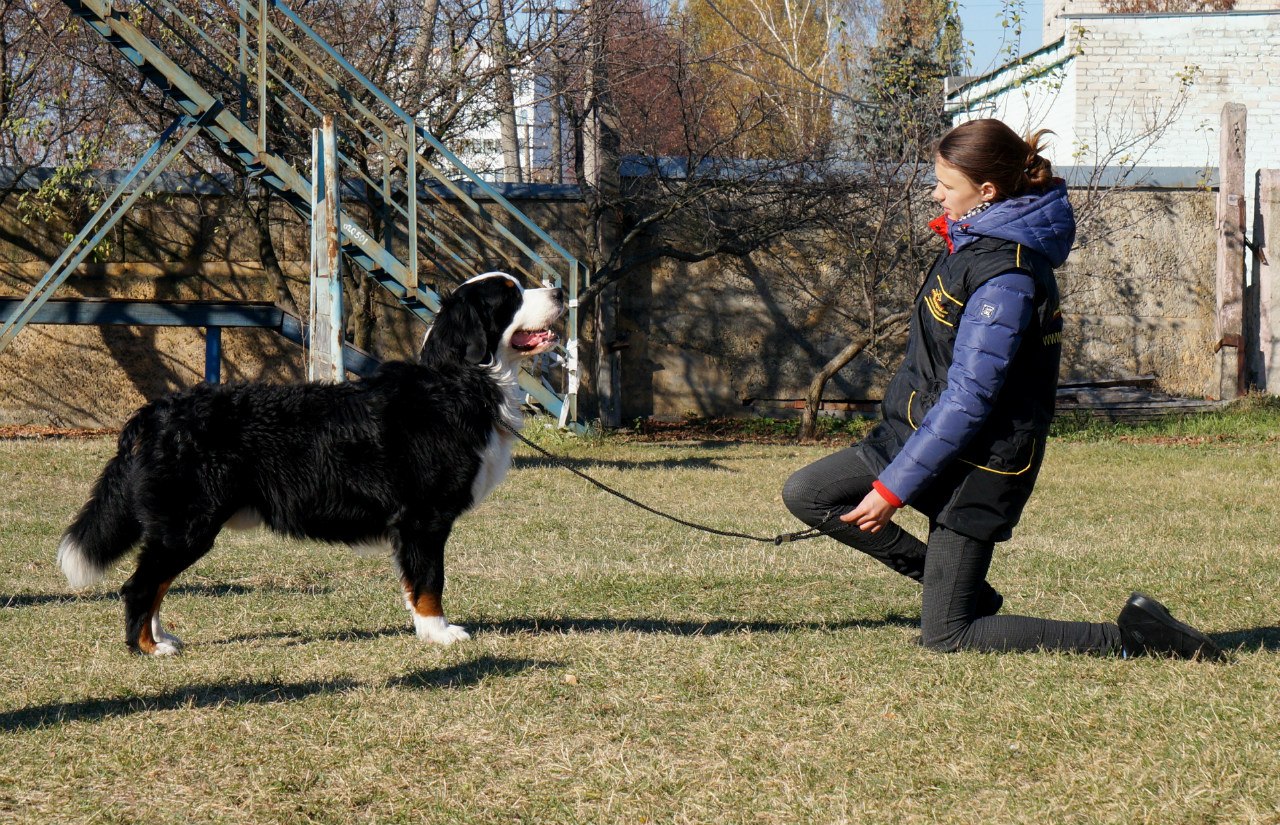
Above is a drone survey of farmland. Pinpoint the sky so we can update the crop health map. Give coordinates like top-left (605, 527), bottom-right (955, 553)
top-left (956, 0), bottom-right (1045, 76)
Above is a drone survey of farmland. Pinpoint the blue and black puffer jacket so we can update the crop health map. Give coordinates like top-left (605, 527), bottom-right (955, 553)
top-left (857, 181), bottom-right (1075, 542)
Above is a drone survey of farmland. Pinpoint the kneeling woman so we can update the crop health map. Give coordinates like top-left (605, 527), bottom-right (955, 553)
top-left (783, 118), bottom-right (1220, 659)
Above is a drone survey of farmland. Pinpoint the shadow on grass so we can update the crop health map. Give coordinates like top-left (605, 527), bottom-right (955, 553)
top-left (1212, 626), bottom-right (1280, 653)
top-left (512, 455), bottom-right (733, 473)
top-left (209, 614), bottom-right (918, 647)
top-left (467, 614), bottom-right (919, 637)
top-left (1, 583), bottom-right (333, 609)
top-left (210, 625), bottom-right (410, 646)
top-left (1, 592), bottom-right (120, 608)
top-left (0, 655), bottom-right (547, 732)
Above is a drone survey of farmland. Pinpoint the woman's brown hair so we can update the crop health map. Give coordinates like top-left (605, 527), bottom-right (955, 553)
top-left (936, 119), bottom-right (1055, 199)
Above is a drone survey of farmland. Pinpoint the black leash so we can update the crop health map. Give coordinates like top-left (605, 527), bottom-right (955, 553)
top-left (500, 421), bottom-right (850, 545)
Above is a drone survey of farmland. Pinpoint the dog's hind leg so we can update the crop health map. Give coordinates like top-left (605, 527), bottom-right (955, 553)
top-left (121, 537), bottom-right (214, 656)
top-left (393, 520), bottom-right (470, 645)
top-left (124, 575), bottom-right (182, 656)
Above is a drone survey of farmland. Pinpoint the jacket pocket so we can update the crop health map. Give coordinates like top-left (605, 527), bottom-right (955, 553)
top-left (906, 383), bottom-right (944, 430)
top-left (961, 427), bottom-right (1037, 475)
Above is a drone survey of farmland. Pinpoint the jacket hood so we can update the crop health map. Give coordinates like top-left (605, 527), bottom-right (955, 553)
top-left (936, 180), bottom-right (1076, 267)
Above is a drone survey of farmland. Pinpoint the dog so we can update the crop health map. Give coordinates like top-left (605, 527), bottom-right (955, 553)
top-left (57, 272), bottom-right (563, 655)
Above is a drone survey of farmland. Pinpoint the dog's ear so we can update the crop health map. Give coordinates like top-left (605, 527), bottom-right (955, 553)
top-left (421, 296), bottom-right (492, 366)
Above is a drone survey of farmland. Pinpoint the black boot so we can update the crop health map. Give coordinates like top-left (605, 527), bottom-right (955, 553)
top-left (1117, 592), bottom-right (1224, 661)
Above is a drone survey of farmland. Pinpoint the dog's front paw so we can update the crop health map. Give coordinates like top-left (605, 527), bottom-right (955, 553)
top-left (412, 614), bottom-right (471, 645)
top-left (149, 620), bottom-right (184, 656)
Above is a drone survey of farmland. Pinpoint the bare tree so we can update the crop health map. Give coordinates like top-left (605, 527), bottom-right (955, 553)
top-left (556, 0), bottom-right (873, 301)
top-left (1066, 65), bottom-right (1203, 247)
top-left (530, 0), bottom-right (894, 419)
top-left (789, 163), bottom-right (935, 441)
top-left (485, 0), bottom-right (522, 182)
top-left (0, 1), bottom-right (135, 248)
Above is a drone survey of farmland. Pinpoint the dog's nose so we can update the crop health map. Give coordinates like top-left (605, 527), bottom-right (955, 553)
top-left (550, 287), bottom-right (564, 303)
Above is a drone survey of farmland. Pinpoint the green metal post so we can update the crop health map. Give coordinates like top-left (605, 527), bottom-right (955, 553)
top-left (382, 133), bottom-right (393, 261)
top-left (237, 0), bottom-right (248, 122)
top-left (406, 116), bottom-right (418, 295)
top-left (309, 115), bottom-right (345, 382)
top-left (257, 0), bottom-right (268, 153)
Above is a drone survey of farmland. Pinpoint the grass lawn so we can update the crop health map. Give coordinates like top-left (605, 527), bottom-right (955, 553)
top-left (1, 411), bottom-right (1278, 824)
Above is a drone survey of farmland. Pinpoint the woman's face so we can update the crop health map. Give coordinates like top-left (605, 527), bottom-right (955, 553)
top-left (931, 157), bottom-right (996, 221)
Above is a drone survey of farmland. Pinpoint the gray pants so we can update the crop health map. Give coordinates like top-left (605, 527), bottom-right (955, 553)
top-left (782, 445), bottom-right (1121, 654)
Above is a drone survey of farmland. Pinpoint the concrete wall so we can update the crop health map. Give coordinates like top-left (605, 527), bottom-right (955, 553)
top-left (618, 186), bottom-right (1218, 421)
top-left (1059, 188), bottom-right (1217, 394)
top-left (617, 249), bottom-right (899, 422)
top-left (0, 183), bottom-right (1217, 427)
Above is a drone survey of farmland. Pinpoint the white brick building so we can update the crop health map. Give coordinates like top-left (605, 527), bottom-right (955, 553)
top-left (945, 2), bottom-right (1280, 179)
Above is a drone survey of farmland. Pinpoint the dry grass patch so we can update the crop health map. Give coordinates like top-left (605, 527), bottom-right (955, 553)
top-left (1, 429), bottom-right (1278, 824)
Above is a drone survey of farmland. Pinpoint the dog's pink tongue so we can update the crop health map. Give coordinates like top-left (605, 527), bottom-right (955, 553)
top-left (512, 330), bottom-right (554, 348)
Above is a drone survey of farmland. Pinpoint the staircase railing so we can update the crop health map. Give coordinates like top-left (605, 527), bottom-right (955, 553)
top-left (57, 0), bottom-right (581, 424)
top-left (0, 106), bottom-right (221, 353)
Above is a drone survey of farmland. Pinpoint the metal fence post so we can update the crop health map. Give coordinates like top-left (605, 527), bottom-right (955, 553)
top-left (1215, 102), bottom-right (1247, 399)
top-left (309, 114), bottom-right (345, 382)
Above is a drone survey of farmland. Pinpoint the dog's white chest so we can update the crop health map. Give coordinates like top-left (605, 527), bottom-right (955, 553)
top-left (469, 427), bottom-right (514, 509)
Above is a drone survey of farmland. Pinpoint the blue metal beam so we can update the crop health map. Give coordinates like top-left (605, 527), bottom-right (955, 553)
top-left (0, 299), bottom-right (381, 379)
top-left (0, 299), bottom-right (284, 327)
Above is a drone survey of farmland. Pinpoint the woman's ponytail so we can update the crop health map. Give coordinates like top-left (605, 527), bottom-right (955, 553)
top-left (938, 120), bottom-right (1058, 199)
top-left (1023, 129), bottom-right (1055, 192)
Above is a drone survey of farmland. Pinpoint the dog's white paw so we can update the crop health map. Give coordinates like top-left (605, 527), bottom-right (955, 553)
top-left (149, 617), bottom-right (183, 656)
top-left (412, 614), bottom-right (471, 645)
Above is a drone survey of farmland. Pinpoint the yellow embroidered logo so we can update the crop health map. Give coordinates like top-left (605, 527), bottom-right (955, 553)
top-left (925, 288), bottom-right (951, 324)
top-left (924, 275), bottom-right (963, 327)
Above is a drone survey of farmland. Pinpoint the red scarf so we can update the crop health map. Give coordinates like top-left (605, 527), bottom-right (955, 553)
top-left (929, 214), bottom-right (953, 254)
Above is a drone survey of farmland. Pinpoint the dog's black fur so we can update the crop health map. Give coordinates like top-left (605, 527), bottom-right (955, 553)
top-left (58, 273), bottom-right (562, 654)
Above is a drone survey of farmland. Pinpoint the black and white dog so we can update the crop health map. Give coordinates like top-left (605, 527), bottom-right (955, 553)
top-left (58, 272), bottom-right (563, 655)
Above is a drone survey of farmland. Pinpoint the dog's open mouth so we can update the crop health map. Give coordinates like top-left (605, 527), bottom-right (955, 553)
top-left (510, 329), bottom-right (558, 351)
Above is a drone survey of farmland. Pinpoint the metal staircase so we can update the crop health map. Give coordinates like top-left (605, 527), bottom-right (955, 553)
top-left (45, 0), bottom-right (582, 424)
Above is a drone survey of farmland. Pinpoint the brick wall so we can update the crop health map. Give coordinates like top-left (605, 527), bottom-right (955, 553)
top-left (952, 10), bottom-right (1279, 179)
top-left (1068, 11), bottom-right (1280, 180)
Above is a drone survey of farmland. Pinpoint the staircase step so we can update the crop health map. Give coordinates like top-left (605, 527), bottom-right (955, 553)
top-left (58, 0), bottom-right (574, 424)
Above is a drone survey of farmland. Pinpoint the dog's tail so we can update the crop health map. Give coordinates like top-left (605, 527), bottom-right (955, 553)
top-left (58, 417), bottom-right (146, 589)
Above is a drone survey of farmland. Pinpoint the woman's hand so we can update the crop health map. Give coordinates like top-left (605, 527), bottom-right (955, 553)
top-left (840, 488), bottom-right (898, 533)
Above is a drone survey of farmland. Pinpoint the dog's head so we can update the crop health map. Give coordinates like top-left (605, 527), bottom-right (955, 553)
top-left (421, 272), bottom-right (564, 368)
